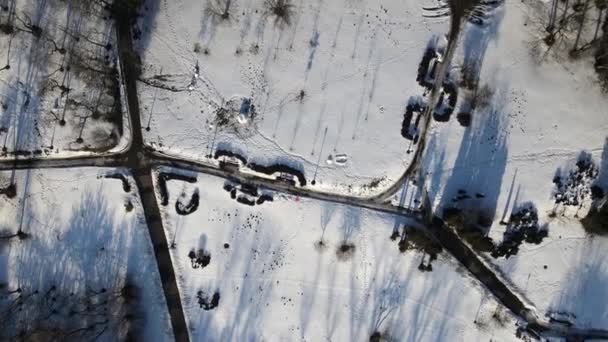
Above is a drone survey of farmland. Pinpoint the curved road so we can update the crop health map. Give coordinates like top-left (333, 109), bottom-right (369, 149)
top-left (368, 0), bottom-right (468, 204)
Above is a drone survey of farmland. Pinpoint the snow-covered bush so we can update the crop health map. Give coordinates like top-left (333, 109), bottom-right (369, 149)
top-left (492, 204), bottom-right (548, 259)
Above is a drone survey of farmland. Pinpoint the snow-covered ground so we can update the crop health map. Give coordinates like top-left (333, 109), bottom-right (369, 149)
top-left (421, 0), bottom-right (608, 218)
top-left (416, 0), bottom-right (608, 330)
top-left (0, 0), bottom-right (605, 339)
top-left (156, 168), bottom-right (521, 341)
top-left (0, 0), bottom-right (129, 159)
top-left (488, 219), bottom-right (608, 330)
top-left (0, 168), bottom-right (173, 340)
top-left (135, 0), bottom-right (450, 196)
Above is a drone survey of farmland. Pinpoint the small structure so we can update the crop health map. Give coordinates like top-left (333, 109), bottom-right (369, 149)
top-left (219, 157), bottom-right (240, 173)
top-left (276, 172), bottom-right (296, 186)
top-left (237, 97), bottom-right (253, 124)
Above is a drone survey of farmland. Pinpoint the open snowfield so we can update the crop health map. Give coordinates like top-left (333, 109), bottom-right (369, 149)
top-left (156, 168), bottom-right (522, 341)
top-left (415, 0), bottom-right (608, 331)
top-left (0, 0), bottom-right (129, 159)
top-left (0, 168), bottom-right (173, 340)
top-left (488, 219), bottom-right (608, 330)
top-left (135, 0), bottom-right (451, 196)
top-left (421, 0), bottom-right (608, 219)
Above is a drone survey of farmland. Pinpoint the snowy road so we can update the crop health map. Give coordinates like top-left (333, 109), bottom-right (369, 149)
top-left (369, 0), bottom-right (471, 204)
top-left (0, 155), bottom-right (124, 170)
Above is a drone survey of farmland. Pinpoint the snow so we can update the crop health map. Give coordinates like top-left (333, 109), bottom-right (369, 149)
top-left (0, 167), bottom-right (173, 340)
top-left (0, 0), bottom-right (130, 160)
top-left (155, 167), bottom-right (520, 341)
top-left (0, 0), bottom-right (606, 339)
top-left (421, 0), bottom-right (608, 217)
top-left (135, 0), bottom-right (449, 196)
top-left (486, 219), bottom-right (608, 330)
top-left (416, 0), bottom-right (608, 330)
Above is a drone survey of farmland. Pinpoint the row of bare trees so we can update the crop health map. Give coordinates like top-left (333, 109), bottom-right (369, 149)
top-left (0, 283), bottom-right (142, 341)
top-left (544, 0), bottom-right (608, 88)
top-left (0, 0), bottom-right (122, 155)
top-left (546, 0), bottom-right (607, 49)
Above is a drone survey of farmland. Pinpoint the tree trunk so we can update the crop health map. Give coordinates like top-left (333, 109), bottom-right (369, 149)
top-left (561, 0), bottom-right (570, 25)
top-left (548, 0), bottom-right (559, 31)
top-left (594, 8), bottom-right (604, 41)
top-left (573, 0), bottom-right (591, 50)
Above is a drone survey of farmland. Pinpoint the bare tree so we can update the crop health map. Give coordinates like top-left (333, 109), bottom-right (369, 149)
top-left (548, 0), bottom-right (560, 32)
top-left (594, 0), bottom-right (608, 41)
top-left (573, 0), bottom-right (592, 51)
top-left (0, 283), bottom-right (143, 341)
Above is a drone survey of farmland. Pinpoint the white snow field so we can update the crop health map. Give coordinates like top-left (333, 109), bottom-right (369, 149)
top-left (420, 0), bottom-right (608, 218)
top-left (414, 0), bottom-right (608, 330)
top-left (0, 0), bottom-right (129, 159)
top-left (135, 0), bottom-right (449, 196)
top-left (488, 219), bottom-right (608, 331)
top-left (0, 168), bottom-right (173, 340)
top-left (156, 168), bottom-right (521, 341)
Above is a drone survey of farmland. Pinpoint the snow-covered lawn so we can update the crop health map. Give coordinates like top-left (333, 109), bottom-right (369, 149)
top-left (421, 0), bottom-right (608, 216)
top-left (156, 168), bottom-right (520, 341)
top-left (488, 219), bottom-right (608, 330)
top-left (135, 0), bottom-right (449, 196)
top-left (415, 0), bottom-right (608, 330)
top-left (0, 0), bottom-right (129, 159)
top-left (0, 168), bottom-right (172, 340)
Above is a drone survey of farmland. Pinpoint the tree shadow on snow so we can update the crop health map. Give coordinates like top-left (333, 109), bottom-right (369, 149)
top-left (191, 209), bottom-right (279, 341)
top-left (0, 179), bottom-right (157, 339)
top-left (549, 238), bottom-right (608, 329)
top-left (131, 0), bottom-right (160, 52)
top-left (295, 207), bottom-right (478, 341)
top-left (460, 2), bottom-right (504, 92)
top-left (352, 228), bottom-right (484, 341)
top-left (297, 203), bottom-right (363, 339)
top-left (438, 84), bottom-right (510, 229)
top-left (597, 137), bottom-right (608, 187)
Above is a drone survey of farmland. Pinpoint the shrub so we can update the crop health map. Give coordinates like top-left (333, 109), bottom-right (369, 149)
top-left (492, 205), bottom-right (548, 259)
top-left (336, 242), bottom-right (355, 261)
top-left (0, 183), bottom-right (16, 198)
top-left (188, 249), bottom-right (211, 268)
top-left (265, 0), bottom-right (295, 27)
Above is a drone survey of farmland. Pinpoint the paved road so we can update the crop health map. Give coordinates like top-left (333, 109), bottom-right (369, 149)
top-left (114, 7), bottom-right (191, 342)
top-left (0, 154), bottom-right (124, 170)
top-left (152, 151), bottom-right (423, 218)
top-left (368, 0), bottom-right (469, 204)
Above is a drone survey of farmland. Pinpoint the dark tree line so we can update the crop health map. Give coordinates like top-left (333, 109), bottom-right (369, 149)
top-left (0, 283), bottom-right (143, 341)
top-left (545, 0), bottom-right (608, 88)
top-left (1, 0), bottom-right (124, 156)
